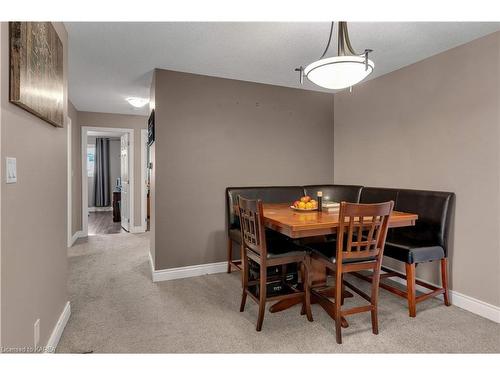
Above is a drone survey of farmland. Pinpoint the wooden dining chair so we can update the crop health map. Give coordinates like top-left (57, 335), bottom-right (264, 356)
top-left (238, 195), bottom-right (312, 331)
top-left (305, 201), bottom-right (394, 344)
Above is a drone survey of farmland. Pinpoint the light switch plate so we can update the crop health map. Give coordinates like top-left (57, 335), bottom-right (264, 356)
top-left (34, 318), bottom-right (40, 349)
top-left (6, 157), bottom-right (17, 184)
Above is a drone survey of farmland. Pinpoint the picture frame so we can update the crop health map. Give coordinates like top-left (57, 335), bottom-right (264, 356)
top-left (9, 22), bottom-right (64, 128)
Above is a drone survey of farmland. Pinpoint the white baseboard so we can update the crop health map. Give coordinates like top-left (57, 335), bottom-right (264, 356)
top-left (45, 301), bottom-right (71, 353)
top-left (151, 260), bottom-right (227, 283)
top-left (69, 230), bottom-right (84, 247)
top-left (88, 206), bottom-right (113, 212)
top-left (148, 258), bottom-right (500, 322)
top-left (382, 266), bottom-right (500, 323)
top-left (448, 290), bottom-right (500, 323)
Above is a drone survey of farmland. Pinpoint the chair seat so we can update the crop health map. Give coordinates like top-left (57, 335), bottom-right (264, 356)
top-left (231, 228), bottom-right (304, 259)
top-left (266, 236), bottom-right (306, 259)
top-left (304, 241), bottom-right (376, 264)
top-left (384, 235), bottom-right (445, 264)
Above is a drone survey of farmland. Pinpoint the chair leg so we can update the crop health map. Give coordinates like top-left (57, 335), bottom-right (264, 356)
top-left (240, 244), bottom-right (245, 287)
top-left (300, 263), bottom-right (306, 316)
top-left (303, 259), bottom-right (313, 322)
top-left (441, 258), bottom-right (451, 306)
top-left (405, 263), bottom-right (417, 318)
top-left (256, 264), bottom-right (267, 331)
top-left (341, 274), bottom-right (345, 306)
top-left (227, 238), bottom-right (233, 273)
top-left (370, 264), bottom-right (382, 335)
top-left (334, 270), bottom-right (343, 344)
top-left (239, 249), bottom-right (248, 312)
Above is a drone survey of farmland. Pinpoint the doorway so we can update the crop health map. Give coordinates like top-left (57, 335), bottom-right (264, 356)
top-left (81, 127), bottom-right (135, 236)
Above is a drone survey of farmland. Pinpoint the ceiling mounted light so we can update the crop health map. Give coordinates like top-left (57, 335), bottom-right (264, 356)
top-left (296, 22), bottom-right (374, 90)
top-left (126, 97), bottom-right (149, 108)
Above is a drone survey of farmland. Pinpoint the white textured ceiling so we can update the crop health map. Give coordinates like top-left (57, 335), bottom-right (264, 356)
top-left (66, 22), bottom-right (500, 115)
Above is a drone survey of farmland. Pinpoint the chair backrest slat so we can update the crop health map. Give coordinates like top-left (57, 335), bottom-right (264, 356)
top-left (336, 201), bottom-right (394, 263)
top-left (238, 195), bottom-right (267, 257)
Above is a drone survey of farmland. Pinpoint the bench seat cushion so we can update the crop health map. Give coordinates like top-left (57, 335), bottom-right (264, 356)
top-left (229, 228), bottom-right (242, 244)
top-left (384, 234), bottom-right (445, 264)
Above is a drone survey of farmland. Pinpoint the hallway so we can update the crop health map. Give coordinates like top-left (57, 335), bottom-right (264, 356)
top-left (88, 212), bottom-right (125, 235)
top-left (58, 233), bottom-right (500, 353)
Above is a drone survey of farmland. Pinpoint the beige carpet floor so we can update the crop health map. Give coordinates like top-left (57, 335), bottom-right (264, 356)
top-left (57, 232), bottom-right (500, 353)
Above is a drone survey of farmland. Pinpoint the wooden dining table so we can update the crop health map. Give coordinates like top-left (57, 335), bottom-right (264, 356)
top-left (257, 203), bottom-right (418, 314)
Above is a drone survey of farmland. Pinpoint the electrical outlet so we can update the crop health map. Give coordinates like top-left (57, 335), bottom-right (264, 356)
top-left (34, 319), bottom-right (40, 350)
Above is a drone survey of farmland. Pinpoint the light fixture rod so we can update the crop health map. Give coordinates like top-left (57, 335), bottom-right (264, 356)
top-left (338, 22), bottom-right (358, 56)
top-left (319, 22), bottom-right (334, 59)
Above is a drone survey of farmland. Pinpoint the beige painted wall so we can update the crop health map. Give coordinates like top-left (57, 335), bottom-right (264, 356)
top-left (77, 111), bottom-right (147, 228)
top-left (68, 101), bottom-right (81, 237)
top-left (334, 32), bottom-right (500, 306)
top-left (0, 21), bottom-right (3, 346)
top-left (151, 69), bottom-right (334, 270)
top-left (0, 22), bottom-right (69, 348)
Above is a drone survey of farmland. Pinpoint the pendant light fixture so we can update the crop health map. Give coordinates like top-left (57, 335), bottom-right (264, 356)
top-left (295, 22), bottom-right (374, 90)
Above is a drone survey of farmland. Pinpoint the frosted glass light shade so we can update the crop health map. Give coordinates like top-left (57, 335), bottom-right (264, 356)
top-left (126, 97), bottom-right (149, 108)
top-left (304, 55), bottom-right (374, 90)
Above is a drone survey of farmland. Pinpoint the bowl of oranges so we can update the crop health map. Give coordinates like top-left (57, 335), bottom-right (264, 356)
top-left (291, 196), bottom-right (318, 211)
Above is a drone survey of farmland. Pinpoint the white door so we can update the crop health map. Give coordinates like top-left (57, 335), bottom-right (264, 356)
top-left (120, 133), bottom-right (130, 232)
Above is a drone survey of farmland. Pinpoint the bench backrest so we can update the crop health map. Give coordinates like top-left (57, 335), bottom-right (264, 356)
top-left (360, 187), bottom-right (455, 255)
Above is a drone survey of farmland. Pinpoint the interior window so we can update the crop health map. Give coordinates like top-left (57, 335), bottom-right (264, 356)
top-left (87, 145), bottom-right (96, 177)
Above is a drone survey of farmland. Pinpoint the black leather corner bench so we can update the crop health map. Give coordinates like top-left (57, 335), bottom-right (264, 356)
top-left (355, 187), bottom-right (455, 317)
top-left (226, 184), bottom-right (455, 317)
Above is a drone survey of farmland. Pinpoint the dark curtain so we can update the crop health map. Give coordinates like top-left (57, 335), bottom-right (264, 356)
top-left (94, 138), bottom-right (110, 207)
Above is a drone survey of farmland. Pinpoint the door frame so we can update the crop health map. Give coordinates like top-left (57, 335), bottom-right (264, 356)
top-left (81, 126), bottom-right (134, 236)
top-left (140, 129), bottom-right (148, 232)
top-left (67, 117), bottom-right (72, 247)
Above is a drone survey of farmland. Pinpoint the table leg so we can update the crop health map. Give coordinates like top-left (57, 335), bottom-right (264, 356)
top-left (312, 290), bottom-right (349, 328)
top-left (269, 257), bottom-right (353, 313)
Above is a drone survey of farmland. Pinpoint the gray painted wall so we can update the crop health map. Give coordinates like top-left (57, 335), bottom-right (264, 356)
top-left (334, 32), bottom-right (500, 306)
top-left (1, 22), bottom-right (69, 348)
top-left (150, 69), bottom-right (335, 270)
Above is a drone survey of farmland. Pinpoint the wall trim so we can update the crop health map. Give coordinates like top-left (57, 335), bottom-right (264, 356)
top-left (69, 230), bottom-right (84, 247)
top-left (45, 301), bottom-right (71, 353)
top-left (81, 126), bottom-right (134, 236)
top-left (66, 116), bottom-right (72, 248)
top-left (140, 129), bottom-right (148, 234)
top-left (383, 265), bottom-right (500, 323)
top-left (151, 260), bottom-right (227, 283)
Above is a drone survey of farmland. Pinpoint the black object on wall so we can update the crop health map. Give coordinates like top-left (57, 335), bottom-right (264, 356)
top-left (148, 109), bottom-right (155, 146)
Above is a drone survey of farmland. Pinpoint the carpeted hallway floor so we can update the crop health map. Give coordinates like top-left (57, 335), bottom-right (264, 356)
top-left (57, 232), bottom-right (500, 353)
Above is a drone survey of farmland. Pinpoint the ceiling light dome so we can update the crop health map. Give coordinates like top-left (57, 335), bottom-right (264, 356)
top-left (296, 22), bottom-right (374, 90)
top-left (304, 55), bottom-right (374, 90)
top-left (126, 97), bottom-right (149, 108)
